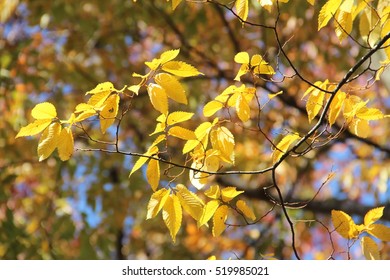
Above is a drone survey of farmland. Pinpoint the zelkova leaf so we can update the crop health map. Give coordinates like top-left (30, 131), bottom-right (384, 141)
top-left (356, 107), bottom-right (385, 121)
top-left (86, 82), bottom-right (115, 95)
top-left (57, 127), bottom-right (74, 161)
top-left (203, 101), bottom-right (224, 117)
top-left (367, 224), bottom-right (390, 242)
top-left (168, 126), bottom-right (196, 140)
top-left (364, 207), bottom-right (384, 226)
top-left (348, 118), bottom-right (370, 138)
top-left (146, 188), bottom-right (170, 219)
top-left (272, 134), bottom-right (301, 164)
top-left (236, 200), bottom-right (256, 221)
top-left (16, 119), bottom-right (52, 138)
top-left (176, 184), bottom-right (204, 221)
top-left (155, 73), bottom-right (187, 105)
top-left (210, 126), bottom-right (235, 164)
top-left (235, 0), bottom-right (249, 23)
top-left (234, 52), bottom-right (250, 64)
top-left (212, 205), bottom-right (229, 237)
top-left (146, 159), bottom-right (160, 192)
top-left (31, 102), bottom-right (57, 120)
top-left (99, 94), bottom-right (120, 134)
top-left (162, 61), bottom-right (203, 77)
top-left (160, 49), bottom-right (180, 64)
top-left (361, 236), bottom-right (380, 260)
top-left (162, 194), bottom-right (182, 242)
top-left (204, 185), bottom-right (221, 199)
top-left (167, 111), bottom-right (194, 126)
top-left (37, 122), bottom-right (61, 162)
top-left (221, 186), bottom-right (244, 202)
top-left (328, 91), bottom-right (346, 126)
top-left (306, 88), bottom-right (325, 123)
top-left (199, 200), bottom-right (220, 227)
top-left (318, 0), bottom-right (342, 30)
top-left (129, 146), bottom-right (159, 177)
top-left (335, 10), bottom-right (353, 41)
top-left (236, 93), bottom-right (251, 122)
top-left (331, 210), bottom-right (359, 239)
top-left (147, 83), bottom-right (169, 115)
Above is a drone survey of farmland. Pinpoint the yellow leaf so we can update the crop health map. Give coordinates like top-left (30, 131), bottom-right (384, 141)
top-left (168, 126), bottom-right (196, 140)
top-left (127, 84), bottom-right (141, 95)
top-left (306, 0), bottom-right (315, 5)
top-left (234, 52), bottom-right (250, 64)
top-left (339, 0), bottom-right (353, 13)
top-left (331, 210), bottom-right (359, 239)
top-left (146, 159), bottom-right (160, 192)
top-left (57, 127), bottom-right (74, 161)
top-left (31, 102), bottom-right (57, 119)
top-left (364, 207), bottom-right (384, 226)
top-left (236, 93), bottom-right (251, 122)
top-left (183, 139), bottom-right (200, 154)
top-left (176, 184), bottom-right (204, 221)
top-left (199, 200), bottom-right (220, 227)
top-left (234, 64), bottom-right (249, 81)
top-left (268, 90), bottom-right (283, 100)
top-left (221, 186), bottom-right (244, 202)
top-left (37, 122), bottom-right (61, 162)
top-left (212, 205), bottom-right (228, 237)
top-left (162, 194), bottom-right (182, 242)
top-left (160, 49), bottom-right (180, 64)
top-left (236, 199), bottom-right (256, 221)
top-left (203, 100), bottom-right (224, 117)
top-left (361, 236), bottom-right (380, 260)
top-left (155, 73), bottom-right (187, 104)
top-left (162, 61), bottom-right (203, 77)
top-left (328, 91), bottom-right (346, 126)
top-left (99, 94), bottom-right (120, 134)
top-left (318, 0), bottom-right (342, 30)
top-left (335, 11), bottom-right (352, 41)
top-left (145, 58), bottom-right (161, 70)
top-left (235, 0), bottom-right (249, 23)
top-left (348, 118), bottom-right (370, 138)
top-left (360, 7), bottom-right (381, 47)
top-left (207, 255), bottom-right (216, 260)
top-left (167, 111), bottom-right (194, 125)
top-left (87, 91), bottom-right (112, 108)
top-left (272, 134), bottom-right (301, 164)
top-left (356, 107), bottom-right (384, 120)
top-left (210, 126), bottom-right (235, 164)
top-left (129, 146), bottom-right (158, 177)
top-left (16, 119), bottom-right (52, 138)
top-left (147, 83), bottom-right (169, 115)
top-left (194, 121), bottom-right (213, 140)
top-left (204, 185), bottom-right (221, 199)
top-left (253, 62), bottom-right (275, 75)
top-left (367, 224), bottom-right (390, 242)
top-left (86, 82), bottom-right (115, 95)
top-left (146, 188), bottom-right (170, 219)
top-left (259, 0), bottom-right (273, 12)
top-left (306, 88), bottom-right (325, 122)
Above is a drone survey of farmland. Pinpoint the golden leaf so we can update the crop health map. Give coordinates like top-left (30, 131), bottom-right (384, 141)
top-left (361, 236), bottom-right (380, 260)
top-left (155, 73), bottom-right (187, 104)
top-left (99, 94), bottom-right (120, 134)
top-left (212, 205), bottom-right (228, 237)
top-left (162, 194), bottom-right (182, 242)
top-left (236, 93), bottom-right (251, 122)
top-left (167, 111), bottom-right (194, 125)
top-left (331, 210), bottom-right (360, 239)
top-left (146, 188), bottom-right (170, 219)
top-left (146, 159), bottom-right (160, 192)
top-left (367, 224), bottom-right (390, 242)
top-left (176, 184), bottom-right (204, 221)
top-left (235, 0), bottom-right (249, 23)
top-left (204, 185), bottom-right (221, 199)
top-left (236, 199), bottom-right (256, 221)
top-left (168, 126), bottom-right (196, 140)
top-left (37, 122), bottom-right (61, 162)
top-left (272, 134), bottom-right (301, 164)
top-left (221, 186), bottom-right (244, 202)
top-left (318, 0), bottom-right (342, 30)
top-left (16, 119), bottom-right (52, 138)
top-left (162, 61), bottom-right (203, 77)
top-left (57, 127), bottom-right (74, 161)
top-left (364, 207), bottom-right (384, 226)
top-left (147, 83), bottom-right (169, 115)
top-left (86, 82), bottom-right (115, 95)
top-left (198, 200), bottom-right (220, 227)
top-left (31, 102), bottom-right (57, 120)
top-left (203, 100), bottom-right (224, 117)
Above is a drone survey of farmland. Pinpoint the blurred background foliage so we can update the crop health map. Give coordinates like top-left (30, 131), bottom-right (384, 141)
top-left (0, 0), bottom-right (389, 259)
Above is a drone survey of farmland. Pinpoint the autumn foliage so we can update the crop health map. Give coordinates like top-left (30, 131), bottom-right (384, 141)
top-left (2, 0), bottom-right (390, 260)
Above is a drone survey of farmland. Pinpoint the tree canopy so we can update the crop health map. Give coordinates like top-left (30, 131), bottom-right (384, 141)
top-left (1, 0), bottom-right (390, 260)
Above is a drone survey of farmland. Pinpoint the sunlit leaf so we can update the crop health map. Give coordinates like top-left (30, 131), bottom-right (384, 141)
top-left (348, 118), bottom-right (370, 138)
top-left (31, 102), bottom-right (57, 119)
top-left (57, 127), bottom-right (74, 161)
top-left (99, 94), bottom-right (120, 134)
top-left (328, 91), bottom-right (346, 126)
top-left (318, 0), bottom-right (342, 30)
top-left (16, 119), bottom-right (52, 138)
top-left (212, 205), bottom-right (228, 237)
top-left (162, 194), bottom-right (182, 242)
top-left (356, 107), bottom-right (384, 121)
top-left (160, 49), bottom-right (180, 64)
top-left (331, 210), bottom-right (359, 239)
top-left (167, 111), bottom-right (194, 125)
top-left (272, 134), bottom-right (301, 164)
top-left (236, 199), bottom-right (256, 221)
top-left (210, 126), bottom-right (235, 164)
top-left (235, 0), bottom-right (249, 23)
top-left (37, 122), bottom-right (61, 162)
top-left (176, 184), bottom-right (204, 221)
top-left (162, 61), bottom-right (203, 77)
top-left (367, 224), bottom-right (390, 242)
top-left (199, 200), bottom-right (220, 227)
top-left (86, 82), bottom-right (115, 95)
top-left (236, 93), bottom-right (251, 122)
top-left (129, 146), bottom-right (158, 177)
top-left (364, 207), bottom-right (384, 226)
top-left (146, 188), bottom-right (170, 219)
top-left (204, 185), bottom-right (221, 199)
top-left (155, 73), bottom-right (187, 104)
top-left (203, 100), bottom-right (224, 117)
top-left (234, 52), bottom-right (250, 64)
top-left (361, 236), bottom-right (380, 260)
top-left (221, 186), bottom-right (244, 202)
top-left (168, 126), bottom-right (196, 140)
top-left (146, 159), bottom-right (160, 192)
top-left (306, 88), bottom-right (325, 122)
top-left (268, 90), bottom-right (283, 100)
top-left (147, 83), bottom-right (169, 115)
